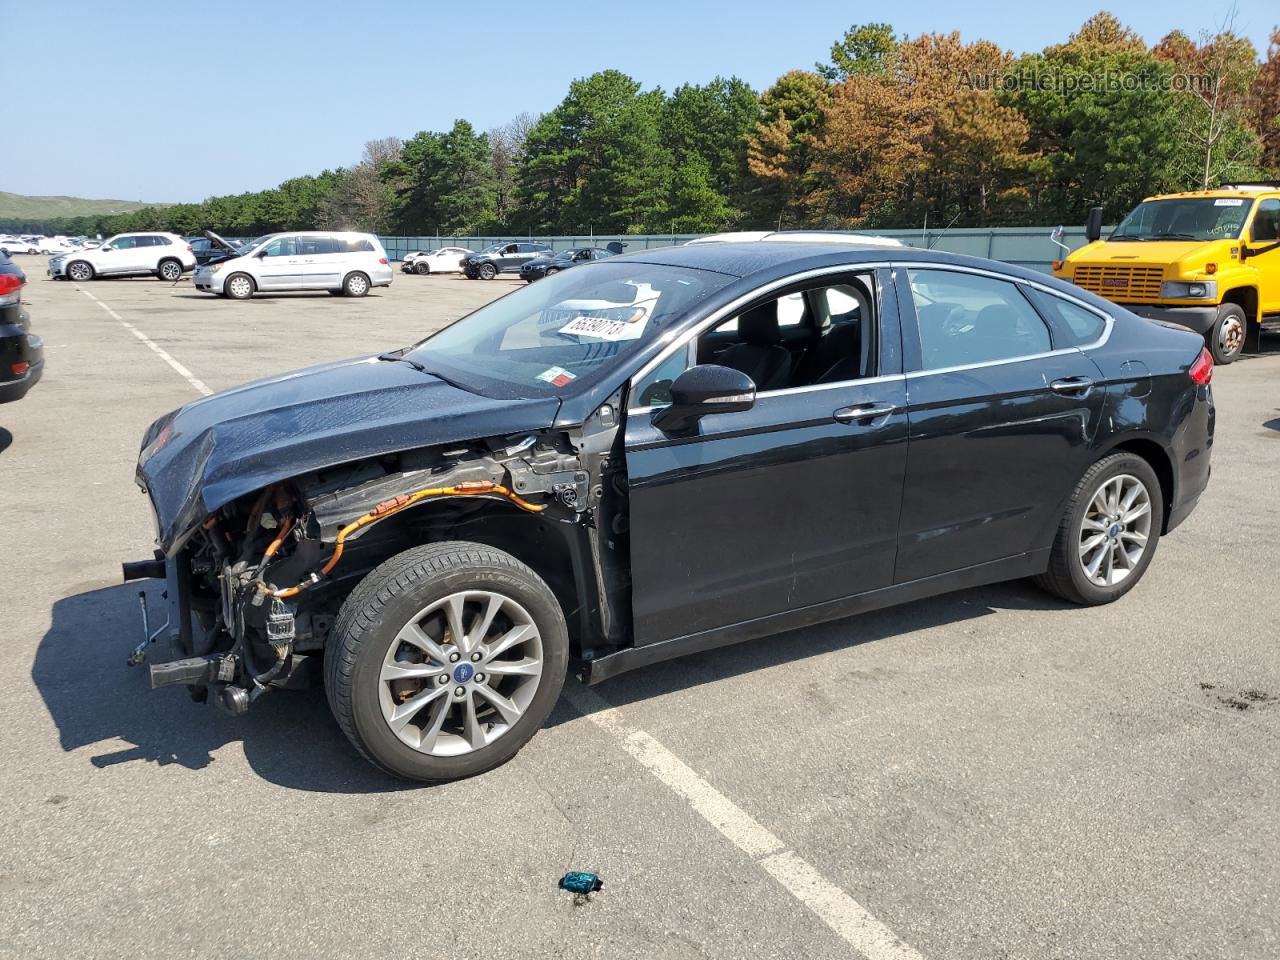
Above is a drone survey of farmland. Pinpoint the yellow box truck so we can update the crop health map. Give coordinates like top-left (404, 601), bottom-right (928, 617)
top-left (1052, 183), bottom-right (1280, 363)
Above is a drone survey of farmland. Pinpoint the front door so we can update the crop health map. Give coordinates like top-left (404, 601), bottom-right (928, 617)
top-left (253, 236), bottom-right (303, 290)
top-left (893, 265), bottom-right (1108, 583)
top-left (1247, 198), bottom-right (1280, 314)
top-left (98, 235), bottom-right (144, 274)
top-left (623, 268), bottom-right (909, 647)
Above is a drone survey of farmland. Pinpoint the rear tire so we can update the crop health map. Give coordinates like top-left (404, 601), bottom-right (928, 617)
top-left (325, 542), bottom-right (568, 783)
top-left (1034, 452), bottom-right (1163, 605)
top-left (414, 262), bottom-right (430, 275)
top-left (343, 271), bottom-right (370, 297)
top-left (224, 273), bottom-right (254, 300)
top-left (157, 258), bottom-right (183, 282)
top-left (1207, 303), bottom-right (1246, 364)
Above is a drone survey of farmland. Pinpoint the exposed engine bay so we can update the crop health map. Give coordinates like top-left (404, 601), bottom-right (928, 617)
top-left (128, 401), bottom-right (630, 716)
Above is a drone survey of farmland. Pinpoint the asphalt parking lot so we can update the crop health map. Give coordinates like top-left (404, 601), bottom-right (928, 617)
top-left (1, 266), bottom-right (1278, 959)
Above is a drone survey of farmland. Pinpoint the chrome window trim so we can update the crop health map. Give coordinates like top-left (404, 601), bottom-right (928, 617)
top-left (626, 264), bottom-right (881, 412)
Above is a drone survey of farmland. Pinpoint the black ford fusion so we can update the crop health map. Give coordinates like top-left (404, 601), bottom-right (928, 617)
top-left (0, 253), bottom-right (43, 404)
top-left (127, 242), bottom-right (1214, 782)
top-left (521, 243), bottom-right (626, 282)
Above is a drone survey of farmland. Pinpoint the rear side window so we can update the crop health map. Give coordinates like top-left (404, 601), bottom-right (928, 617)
top-left (154, 236), bottom-right (171, 246)
top-left (1026, 288), bottom-right (1108, 347)
top-left (344, 238), bottom-right (375, 252)
top-left (908, 269), bottom-right (1051, 370)
top-left (297, 236), bottom-right (343, 255)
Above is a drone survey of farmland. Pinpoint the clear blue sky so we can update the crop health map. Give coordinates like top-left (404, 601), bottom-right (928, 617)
top-left (8, 0), bottom-right (1277, 203)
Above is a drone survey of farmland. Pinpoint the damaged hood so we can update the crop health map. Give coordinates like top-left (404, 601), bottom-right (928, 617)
top-left (136, 355), bottom-right (561, 553)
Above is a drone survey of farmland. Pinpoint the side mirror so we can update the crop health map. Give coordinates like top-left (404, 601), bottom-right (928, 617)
top-left (1049, 225), bottom-right (1064, 242)
top-left (1085, 206), bottom-right (1104, 243)
top-left (99, 245), bottom-right (112, 252)
top-left (651, 364), bottom-right (756, 433)
top-left (256, 249), bottom-right (269, 258)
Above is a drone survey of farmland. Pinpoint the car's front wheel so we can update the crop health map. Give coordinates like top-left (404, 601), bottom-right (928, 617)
top-left (326, 542), bottom-right (568, 782)
top-left (1035, 451), bottom-right (1163, 605)
top-left (67, 260), bottom-right (94, 282)
top-left (414, 262), bottom-right (430, 275)
top-left (478, 262), bottom-right (497, 280)
top-left (224, 273), bottom-right (255, 300)
top-left (1207, 303), bottom-right (1247, 365)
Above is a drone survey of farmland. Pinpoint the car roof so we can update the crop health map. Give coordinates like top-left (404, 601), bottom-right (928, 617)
top-left (1143, 187), bottom-right (1280, 201)
top-left (687, 230), bottom-right (903, 248)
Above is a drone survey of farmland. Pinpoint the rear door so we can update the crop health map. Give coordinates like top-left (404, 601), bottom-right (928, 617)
top-left (297, 235), bottom-right (345, 290)
top-left (893, 264), bottom-right (1108, 582)
top-left (252, 235), bottom-right (303, 290)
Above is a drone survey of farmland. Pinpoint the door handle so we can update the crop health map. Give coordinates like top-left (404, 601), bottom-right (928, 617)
top-left (833, 402), bottom-right (896, 423)
top-left (1049, 376), bottom-right (1094, 396)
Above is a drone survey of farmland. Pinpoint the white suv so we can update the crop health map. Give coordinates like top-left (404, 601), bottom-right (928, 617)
top-left (193, 231), bottom-right (393, 299)
top-left (48, 232), bottom-right (196, 282)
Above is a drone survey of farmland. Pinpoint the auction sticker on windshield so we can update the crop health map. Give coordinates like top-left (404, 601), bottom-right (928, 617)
top-left (536, 366), bottom-right (576, 387)
top-left (558, 310), bottom-right (649, 342)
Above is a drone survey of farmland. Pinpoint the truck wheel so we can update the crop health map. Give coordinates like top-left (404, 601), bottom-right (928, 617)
top-left (478, 262), bottom-right (497, 280)
top-left (326, 542), bottom-right (569, 783)
top-left (1207, 303), bottom-right (1247, 364)
top-left (414, 262), bottom-right (430, 275)
top-left (1034, 452), bottom-right (1163, 606)
top-left (157, 258), bottom-right (183, 281)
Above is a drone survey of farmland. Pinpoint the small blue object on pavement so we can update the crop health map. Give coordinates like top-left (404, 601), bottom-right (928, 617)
top-left (559, 872), bottom-right (603, 895)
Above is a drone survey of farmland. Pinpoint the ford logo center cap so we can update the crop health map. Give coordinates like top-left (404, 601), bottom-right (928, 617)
top-left (453, 663), bottom-right (475, 684)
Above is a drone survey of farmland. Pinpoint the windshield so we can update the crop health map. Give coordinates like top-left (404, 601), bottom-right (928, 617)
top-left (1110, 197), bottom-right (1254, 242)
top-left (480, 243), bottom-right (507, 254)
top-left (406, 262), bottom-right (734, 399)
top-left (238, 235), bottom-right (275, 255)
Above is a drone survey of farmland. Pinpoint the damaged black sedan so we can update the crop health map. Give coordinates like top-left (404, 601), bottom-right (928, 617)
top-left (128, 242), bottom-right (1215, 782)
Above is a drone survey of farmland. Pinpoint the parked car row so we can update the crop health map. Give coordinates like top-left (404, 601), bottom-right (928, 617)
top-left (1, 234), bottom-right (96, 256)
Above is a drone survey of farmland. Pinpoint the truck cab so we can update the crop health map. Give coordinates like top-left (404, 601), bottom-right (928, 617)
top-left (1053, 183), bottom-right (1280, 363)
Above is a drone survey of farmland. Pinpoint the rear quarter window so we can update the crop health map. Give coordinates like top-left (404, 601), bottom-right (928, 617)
top-left (1026, 288), bottom-right (1108, 347)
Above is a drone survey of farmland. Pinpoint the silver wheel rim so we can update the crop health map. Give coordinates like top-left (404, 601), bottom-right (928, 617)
top-left (379, 590), bottom-right (544, 757)
top-left (70, 263), bottom-right (90, 280)
top-left (161, 262), bottom-right (180, 280)
top-left (1078, 473), bottom-right (1152, 587)
top-left (228, 276), bottom-right (251, 298)
top-left (481, 265), bottom-right (495, 279)
top-left (1219, 315), bottom-right (1244, 355)
top-left (348, 275), bottom-right (368, 295)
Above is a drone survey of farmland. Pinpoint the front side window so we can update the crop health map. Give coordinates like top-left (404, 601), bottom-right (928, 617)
top-left (1111, 197), bottom-right (1253, 242)
top-left (262, 237), bottom-right (297, 257)
top-left (1251, 199), bottom-right (1280, 243)
top-left (407, 262), bottom-right (733, 400)
top-left (108, 236), bottom-right (137, 250)
top-left (908, 269), bottom-right (1051, 370)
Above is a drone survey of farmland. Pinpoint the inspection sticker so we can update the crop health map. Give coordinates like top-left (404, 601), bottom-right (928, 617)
top-left (536, 366), bottom-right (576, 387)
top-left (1215, 198), bottom-right (1245, 206)
top-left (558, 312), bottom-right (648, 342)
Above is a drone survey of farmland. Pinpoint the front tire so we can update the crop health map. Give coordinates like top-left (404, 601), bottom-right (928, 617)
top-left (67, 260), bottom-right (94, 282)
top-left (1035, 452), bottom-right (1163, 605)
top-left (414, 262), bottom-right (430, 275)
top-left (1207, 303), bottom-right (1246, 365)
top-left (157, 258), bottom-right (183, 281)
top-left (343, 271), bottom-right (371, 297)
top-left (478, 262), bottom-right (497, 280)
top-left (326, 542), bottom-right (569, 783)
top-left (224, 273), bottom-right (255, 300)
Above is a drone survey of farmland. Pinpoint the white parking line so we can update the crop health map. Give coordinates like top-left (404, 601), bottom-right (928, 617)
top-left (76, 286), bottom-right (213, 396)
top-left (563, 684), bottom-right (924, 960)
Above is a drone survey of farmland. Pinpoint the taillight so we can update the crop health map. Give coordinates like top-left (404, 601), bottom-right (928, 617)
top-left (1188, 347), bottom-right (1213, 384)
top-left (0, 272), bottom-right (23, 306)
top-left (379, 257), bottom-right (389, 265)
top-left (11, 361), bottom-right (29, 376)
top-left (187, 244), bottom-right (194, 252)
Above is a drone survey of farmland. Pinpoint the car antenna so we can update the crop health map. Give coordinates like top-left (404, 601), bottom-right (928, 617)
top-left (926, 211), bottom-right (962, 249)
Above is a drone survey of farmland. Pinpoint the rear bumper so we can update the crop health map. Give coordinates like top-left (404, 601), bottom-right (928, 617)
top-left (1166, 384), bottom-right (1215, 533)
top-left (1122, 303), bottom-right (1219, 334)
top-left (0, 357), bottom-right (44, 403)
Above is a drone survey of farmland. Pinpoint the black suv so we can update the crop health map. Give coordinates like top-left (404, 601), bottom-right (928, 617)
top-left (461, 242), bottom-right (552, 280)
top-left (0, 254), bottom-right (43, 404)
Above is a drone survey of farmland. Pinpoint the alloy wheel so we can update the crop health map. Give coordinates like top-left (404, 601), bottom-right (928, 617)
top-left (160, 261), bottom-right (181, 281)
top-left (1078, 473), bottom-right (1152, 587)
top-left (378, 590), bottom-right (544, 757)
top-left (68, 262), bottom-right (92, 281)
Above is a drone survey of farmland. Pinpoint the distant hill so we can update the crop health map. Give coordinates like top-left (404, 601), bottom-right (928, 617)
top-left (0, 191), bottom-right (167, 220)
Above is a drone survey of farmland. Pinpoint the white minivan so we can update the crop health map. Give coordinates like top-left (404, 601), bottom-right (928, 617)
top-left (193, 231), bottom-right (393, 299)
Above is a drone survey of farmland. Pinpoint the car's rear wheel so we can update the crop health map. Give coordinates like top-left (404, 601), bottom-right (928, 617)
top-left (157, 258), bottom-right (183, 281)
top-left (478, 263), bottom-right (497, 280)
top-left (1207, 303), bottom-right (1246, 365)
top-left (67, 260), bottom-right (94, 282)
top-left (343, 271), bottom-right (370, 297)
top-left (326, 542), bottom-right (568, 782)
top-left (225, 273), bottom-right (255, 300)
top-left (1035, 452), bottom-right (1163, 605)
top-left (414, 262), bottom-right (430, 275)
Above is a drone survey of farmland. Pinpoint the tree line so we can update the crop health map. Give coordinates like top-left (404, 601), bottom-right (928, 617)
top-left (6, 12), bottom-right (1279, 239)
